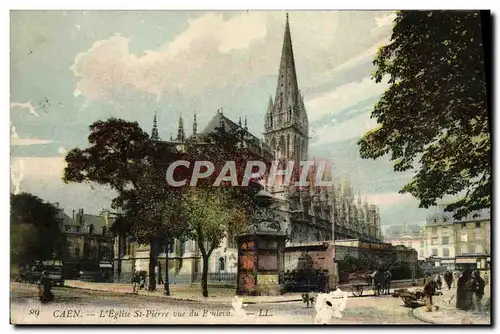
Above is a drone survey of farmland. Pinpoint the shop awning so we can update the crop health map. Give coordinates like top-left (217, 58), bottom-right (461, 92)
top-left (455, 258), bottom-right (477, 264)
top-left (441, 259), bottom-right (455, 264)
top-left (99, 263), bottom-right (113, 268)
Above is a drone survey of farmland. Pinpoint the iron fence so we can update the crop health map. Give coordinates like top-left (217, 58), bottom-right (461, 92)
top-left (113, 272), bottom-right (237, 285)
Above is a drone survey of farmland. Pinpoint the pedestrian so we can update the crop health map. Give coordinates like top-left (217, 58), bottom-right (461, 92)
top-left (373, 269), bottom-right (385, 296)
top-left (131, 271), bottom-right (140, 293)
top-left (444, 270), bottom-right (453, 290)
top-left (456, 269), bottom-right (473, 310)
top-left (384, 270), bottom-right (392, 295)
top-left (423, 272), bottom-right (437, 312)
top-left (471, 270), bottom-right (485, 314)
top-left (483, 271), bottom-right (489, 286)
top-left (435, 273), bottom-right (442, 290)
top-left (37, 271), bottom-right (54, 302)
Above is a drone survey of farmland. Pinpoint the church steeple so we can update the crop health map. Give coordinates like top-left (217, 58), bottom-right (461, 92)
top-left (151, 111), bottom-right (160, 141)
top-left (193, 112), bottom-right (197, 136)
top-left (274, 12), bottom-right (299, 111)
top-left (176, 116), bottom-right (185, 142)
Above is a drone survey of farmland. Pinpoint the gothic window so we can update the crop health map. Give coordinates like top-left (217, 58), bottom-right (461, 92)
top-left (287, 107), bottom-right (292, 121)
top-left (219, 257), bottom-right (225, 272)
top-left (270, 116), bottom-right (273, 128)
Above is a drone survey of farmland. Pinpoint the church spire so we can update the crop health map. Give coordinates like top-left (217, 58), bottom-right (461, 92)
top-left (151, 111), bottom-right (160, 141)
top-left (193, 112), bottom-right (197, 136)
top-left (274, 12), bottom-right (299, 111)
top-left (176, 116), bottom-right (185, 142)
top-left (244, 115), bottom-right (248, 130)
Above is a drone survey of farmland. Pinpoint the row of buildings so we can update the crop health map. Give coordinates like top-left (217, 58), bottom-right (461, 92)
top-left (386, 206), bottom-right (491, 271)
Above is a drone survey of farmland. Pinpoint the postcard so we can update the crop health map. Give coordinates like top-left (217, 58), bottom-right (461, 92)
top-left (10, 10), bottom-right (491, 325)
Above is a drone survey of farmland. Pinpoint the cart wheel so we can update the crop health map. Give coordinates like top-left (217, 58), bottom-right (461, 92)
top-left (351, 286), bottom-right (363, 297)
top-left (402, 297), bottom-right (412, 307)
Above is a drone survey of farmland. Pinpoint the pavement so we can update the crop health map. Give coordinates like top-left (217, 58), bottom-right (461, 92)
top-left (64, 280), bottom-right (304, 304)
top-left (10, 282), bottom-right (426, 324)
top-left (411, 285), bottom-right (491, 325)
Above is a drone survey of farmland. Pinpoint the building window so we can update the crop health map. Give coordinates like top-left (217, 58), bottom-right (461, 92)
top-left (443, 248), bottom-right (449, 257)
top-left (460, 233), bottom-right (468, 242)
top-left (460, 244), bottom-right (467, 255)
top-left (476, 244), bottom-right (483, 254)
top-left (75, 248), bottom-right (80, 258)
top-left (475, 222), bottom-right (481, 228)
top-left (462, 223), bottom-right (466, 228)
top-left (65, 226), bottom-right (70, 232)
top-left (76, 227), bottom-right (80, 233)
top-left (432, 227), bottom-right (438, 234)
top-left (442, 236), bottom-right (449, 245)
top-left (102, 226), bottom-right (107, 235)
top-left (432, 248), bottom-right (438, 256)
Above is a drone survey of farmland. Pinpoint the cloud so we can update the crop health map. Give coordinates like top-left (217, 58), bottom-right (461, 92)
top-left (372, 12), bottom-right (397, 34)
top-left (10, 159), bottom-right (25, 195)
top-left (10, 122), bottom-right (54, 146)
top-left (306, 76), bottom-right (388, 123)
top-left (10, 156), bottom-right (117, 214)
top-left (356, 192), bottom-right (415, 207)
top-left (311, 108), bottom-right (378, 145)
top-left (10, 101), bottom-right (39, 117)
top-left (70, 11), bottom-right (394, 107)
top-left (58, 147), bottom-right (68, 155)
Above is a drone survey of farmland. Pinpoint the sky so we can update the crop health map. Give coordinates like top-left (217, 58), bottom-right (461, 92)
top-left (10, 10), bottom-right (433, 228)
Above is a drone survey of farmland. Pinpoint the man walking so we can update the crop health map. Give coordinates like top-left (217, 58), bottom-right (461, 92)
top-left (37, 271), bottom-right (54, 302)
top-left (131, 271), bottom-right (140, 293)
top-left (423, 272), bottom-right (437, 312)
top-left (444, 270), bottom-right (453, 290)
top-left (384, 270), bottom-right (392, 295)
top-left (471, 270), bottom-right (485, 314)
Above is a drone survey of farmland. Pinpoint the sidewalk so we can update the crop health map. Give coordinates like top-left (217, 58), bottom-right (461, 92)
top-left (65, 280), bottom-right (304, 304)
top-left (412, 287), bottom-right (491, 325)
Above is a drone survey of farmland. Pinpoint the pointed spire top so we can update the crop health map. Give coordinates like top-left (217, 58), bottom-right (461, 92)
top-left (244, 115), bottom-right (248, 130)
top-left (151, 111), bottom-right (160, 141)
top-left (238, 116), bottom-right (242, 127)
top-left (193, 112), bottom-right (197, 136)
top-left (176, 115), bottom-right (185, 142)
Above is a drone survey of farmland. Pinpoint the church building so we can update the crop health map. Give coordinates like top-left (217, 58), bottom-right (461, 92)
top-left (113, 14), bottom-right (383, 284)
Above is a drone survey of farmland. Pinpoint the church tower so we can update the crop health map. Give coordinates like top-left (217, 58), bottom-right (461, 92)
top-left (264, 13), bottom-right (309, 168)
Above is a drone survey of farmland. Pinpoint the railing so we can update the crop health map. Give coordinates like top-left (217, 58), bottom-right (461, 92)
top-left (113, 272), bottom-right (237, 285)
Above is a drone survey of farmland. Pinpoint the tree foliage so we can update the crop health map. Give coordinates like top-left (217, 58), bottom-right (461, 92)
top-left (63, 118), bottom-right (186, 292)
top-left (358, 11), bottom-right (490, 218)
top-left (10, 193), bottom-right (66, 266)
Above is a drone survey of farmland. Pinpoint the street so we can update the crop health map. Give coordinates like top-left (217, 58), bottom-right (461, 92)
top-left (10, 283), bottom-right (425, 325)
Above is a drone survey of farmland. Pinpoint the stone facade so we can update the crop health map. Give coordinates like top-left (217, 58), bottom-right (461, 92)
top-left (422, 207), bottom-right (490, 270)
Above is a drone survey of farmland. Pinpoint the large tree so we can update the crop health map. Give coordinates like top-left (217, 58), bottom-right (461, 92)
top-left (64, 118), bottom-right (186, 292)
top-left (358, 11), bottom-right (491, 219)
top-left (179, 124), bottom-right (260, 297)
top-left (10, 193), bottom-right (66, 267)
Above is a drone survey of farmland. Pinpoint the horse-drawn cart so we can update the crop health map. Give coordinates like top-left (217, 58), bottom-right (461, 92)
top-left (392, 288), bottom-right (443, 307)
top-left (346, 272), bottom-right (373, 297)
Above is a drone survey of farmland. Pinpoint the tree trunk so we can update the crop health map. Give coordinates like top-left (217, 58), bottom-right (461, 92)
top-left (164, 244), bottom-right (170, 296)
top-left (201, 254), bottom-right (209, 298)
top-left (148, 241), bottom-right (157, 291)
